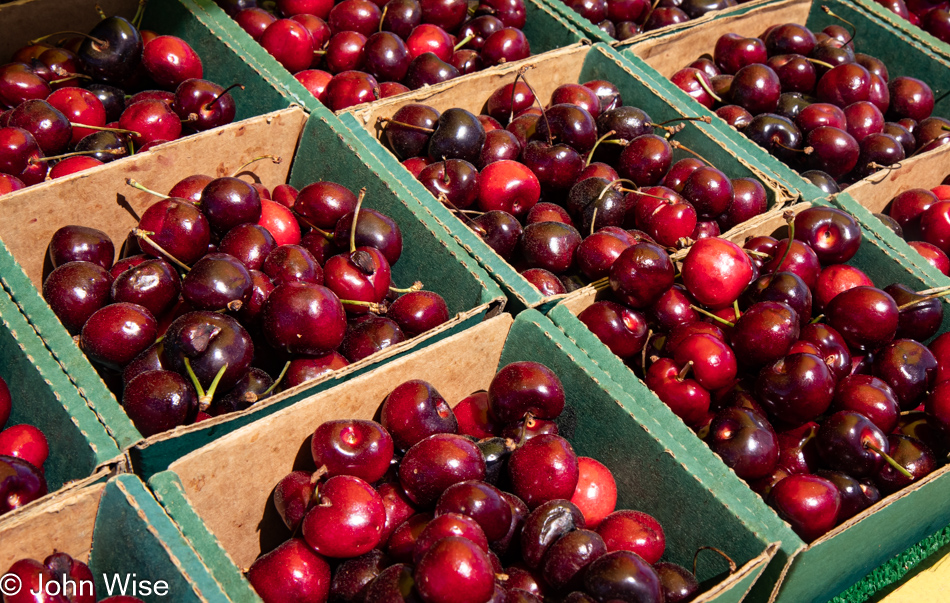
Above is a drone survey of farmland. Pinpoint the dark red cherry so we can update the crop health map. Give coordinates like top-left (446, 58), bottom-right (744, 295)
top-left (508, 434), bottom-right (579, 509)
top-left (826, 286), bottom-right (899, 352)
top-left (48, 225), bottom-right (114, 270)
top-left (768, 474), bottom-right (840, 541)
top-left (122, 369), bottom-right (198, 436)
top-left (382, 379), bottom-right (457, 451)
top-left (43, 261), bottom-right (113, 334)
top-left (399, 433), bottom-right (486, 506)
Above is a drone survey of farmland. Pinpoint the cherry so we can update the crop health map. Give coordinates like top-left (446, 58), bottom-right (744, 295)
top-left (509, 433), bottom-right (579, 509)
top-left (248, 538), bottom-right (331, 603)
top-left (282, 352), bottom-right (348, 389)
top-left (488, 361), bottom-right (564, 424)
top-left (173, 79), bottom-right (238, 132)
top-left (609, 242), bottom-right (675, 309)
top-left (77, 16), bottom-right (144, 84)
top-left (302, 474), bottom-right (385, 557)
top-left (340, 315), bottom-right (406, 362)
top-left (909, 241), bottom-right (950, 276)
top-left (414, 536), bottom-right (494, 603)
top-left (435, 481), bottom-right (511, 542)
top-left (419, 159), bottom-right (480, 208)
top-left (311, 419), bottom-right (394, 482)
top-left (0, 63), bottom-right (51, 107)
top-left (477, 159), bottom-right (540, 217)
top-left (119, 99), bottom-right (182, 148)
top-left (470, 210), bottom-right (522, 259)
top-left (887, 76), bottom-right (934, 122)
top-left (259, 19), bottom-right (315, 73)
top-left (715, 33), bottom-right (768, 75)
top-left (122, 369), bottom-right (198, 436)
top-left (399, 433), bottom-right (486, 506)
top-left (886, 283), bottom-right (944, 342)
top-left (0, 425), bottom-right (48, 468)
top-left (161, 310), bottom-right (254, 396)
top-left (179, 252), bottom-right (251, 312)
top-left (324, 31), bottom-right (368, 74)
top-left (520, 222), bottom-right (582, 274)
top-left (826, 286), bottom-right (899, 351)
top-left (872, 339), bottom-right (937, 409)
top-left (768, 474), bottom-right (841, 541)
top-left (578, 301), bottom-right (648, 359)
top-left (875, 434), bottom-right (936, 494)
top-left (584, 550), bottom-right (662, 603)
top-left (79, 302), bottom-right (157, 370)
top-left (682, 237), bottom-right (753, 308)
top-left (832, 375), bottom-right (899, 433)
top-left (0, 455), bottom-right (47, 515)
top-left (569, 456), bottom-right (617, 529)
top-left (334, 207), bottom-right (403, 266)
top-left (706, 406), bottom-right (778, 479)
top-left (141, 36), bottom-right (203, 88)
top-left (235, 7), bottom-right (277, 39)
top-left (111, 258), bottom-right (181, 318)
top-left (519, 498), bottom-right (585, 568)
top-left (382, 379), bottom-right (457, 451)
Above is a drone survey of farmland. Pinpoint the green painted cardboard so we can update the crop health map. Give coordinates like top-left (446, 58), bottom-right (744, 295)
top-left (0, 276), bottom-right (120, 497)
top-left (89, 475), bottom-right (232, 602)
top-left (850, 0), bottom-right (950, 60)
top-left (618, 0), bottom-right (950, 202)
top-left (339, 42), bottom-right (796, 312)
top-left (182, 0), bottom-right (589, 115)
top-left (548, 211), bottom-right (950, 602)
top-left (148, 311), bottom-right (777, 603)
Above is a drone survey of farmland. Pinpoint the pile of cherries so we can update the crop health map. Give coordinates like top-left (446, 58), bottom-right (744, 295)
top-left (4, 551), bottom-right (145, 603)
top-left (874, 176), bottom-right (950, 276)
top-left (249, 361), bottom-right (728, 603)
top-left (380, 74), bottom-right (769, 295)
top-left (0, 376), bottom-right (52, 518)
top-left (0, 13), bottom-right (240, 194)
top-left (224, 0), bottom-right (531, 112)
top-left (868, 0), bottom-right (950, 44)
top-left (576, 204), bottom-right (949, 541)
top-left (41, 169), bottom-right (449, 438)
top-left (560, 0), bottom-right (737, 41)
top-left (668, 20), bottom-right (946, 190)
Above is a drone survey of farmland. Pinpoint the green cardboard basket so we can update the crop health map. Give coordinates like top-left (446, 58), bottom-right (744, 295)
top-left (178, 0), bottom-right (589, 115)
top-left (147, 310), bottom-right (779, 603)
top-left (0, 106), bottom-right (504, 480)
top-left (849, 0), bottom-right (950, 62)
top-left (547, 203), bottom-right (950, 603)
top-left (0, 269), bottom-right (121, 518)
top-left (0, 474), bottom-right (231, 603)
top-left (339, 42), bottom-right (798, 312)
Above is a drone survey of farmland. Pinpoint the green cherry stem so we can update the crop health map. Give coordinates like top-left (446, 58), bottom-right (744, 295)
top-left (184, 358), bottom-right (229, 412)
top-left (133, 229), bottom-right (191, 272)
top-left (126, 178), bottom-right (169, 199)
top-left (689, 304), bottom-right (735, 327)
top-left (261, 360), bottom-right (292, 397)
top-left (864, 441), bottom-right (914, 479)
top-left (350, 187), bottom-right (367, 254)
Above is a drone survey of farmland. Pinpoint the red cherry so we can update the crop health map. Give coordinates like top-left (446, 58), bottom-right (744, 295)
top-left (0, 424), bottom-right (49, 467)
top-left (303, 474), bottom-right (386, 557)
top-left (570, 457), bottom-right (617, 529)
top-left (141, 35), bottom-right (203, 88)
top-left (682, 238), bottom-right (753, 308)
top-left (595, 510), bottom-right (665, 564)
top-left (258, 198), bottom-right (302, 246)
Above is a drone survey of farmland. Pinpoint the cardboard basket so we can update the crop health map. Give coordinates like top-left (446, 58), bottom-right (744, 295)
top-left (0, 269), bottom-right (123, 522)
top-left (0, 105), bottom-right (505, 478)
top-left (547, 202), bottom-right (950, 603)
top-left (0, 474), bottom-right (231, 603)
top-left (172, 0), bottom-right (589, 115)
top-left (849, 0), bottom-right (950, 62)
top-left (339, 42), bottom-right (797, 312)
top-left (147, 310), bottom-right (779, 603)
top-left (621, 0), bottom-right (950, 198)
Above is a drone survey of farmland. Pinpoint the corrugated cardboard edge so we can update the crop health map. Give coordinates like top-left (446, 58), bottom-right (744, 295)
top-left (694, 541), bottom-right (781, 603)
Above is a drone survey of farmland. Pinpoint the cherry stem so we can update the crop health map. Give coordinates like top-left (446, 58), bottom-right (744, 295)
top-left (441, 193), bottom-right (483, 231)
top-left (132, 0), bottom-right (148, 28)
top-left (917, 285), bottom-right (950, 296)
top-left (30, 148), bottom-right (124, 163)
top-left (693, 73), bottom-right (722, 103)
top-left (864, 441), bottom-right (913, 479)
top-left (590, 276), bottom-right (610, 290)
top-left (71, 122), bottom-right (140, 136)
top-left (310, 465), bottom-right (328, 486)
top-left (350, 187), bottom-right (367, 254)
top-left (641, 329), bottom-right (653, 375)
top-left (774, 210), bottom-right (796, 272)
top-left (805, 57), bottom-right (835, 69)
top-left (597, 178), bottom-right (638, 204)
top-left (733, 300), bottom-right (741, 321)
top-left (378, 5), bottom-right (388, 31)
top-left (206, 83), bottom-right (244, 111)
top-left (184, 358), bottom-right (229, 412)
top-left (590, 207), bottom-right (599, 236)
top-left (519, 72), bottom-right (552, 146)
top-left (30, 31), bottom-right (106, 46)
top-left (133, 229), bottom-right (192, 272)
top-left (261, 360), bottom-right (291, 396)
top-left (810, 314), bottom-right (825, 324)
top-left (516, 412), bottom-right (536, 447)
top-left (653, 116), bottom-right (712, 127)
top-left (689, 304), bottom-right (735, 327)
top-left (232, 154), bottom-right (281, 177)
top-left (454, 33), bottom-right (475, 51)
top-left (375, 117), bottom-right (435, 134)
top-left (669, 140), bottom-right (713, 165)
top-left (51, 74), bottom-right (92, 84)
top-left (390, 281), bottom-right (423, 293)
top-left (677, 360), bottom-right (693, 381)
top-left (694, 546), bottom-right (738, 576)
top-left (771, 137), bottom-right (813, 155)
top-left (586, 129), bottom-right (617, 166)
top-left (745, 249), bottom-right (771, 259)
top-left (126, 178), bottom-right (168, 199)
top-left (509, 65), bottom-right (533, 124)
top-left (821, 6), bottom-right (856, 46)
top-left (641, 0), bottom-right (663, 31)
top-left (340, 299), bottom-right (387, 313)
top-left (95, 3), bottom-right (108, 19)
top-left (897, 288), bottom-right (950, 311)
top-left (295, 214), bottom-right (335, 240)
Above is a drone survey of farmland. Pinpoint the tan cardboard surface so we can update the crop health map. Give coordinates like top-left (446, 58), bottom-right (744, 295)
top-left (843, 145), bottom-right (950, 215)
top-left (0, 108), bottom-right (304, 289)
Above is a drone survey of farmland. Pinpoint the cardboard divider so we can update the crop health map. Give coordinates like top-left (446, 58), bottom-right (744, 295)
top-left (0, 107), bottom-right (505, 480)
top-left (340, 42), bottom-right (795, 311)
top-left (849, 0), bottom-right (950, 62)
top-left (0, 263), bottom-right (122, 521)
top-left (180, 0), bottom-right (589, 116)
top-left (621, 0), bottom-right (950, 195)
top-left (548, 203), bottom-right (950, 603)
top-left (148, 310), bottom-right (779, 603)
top-left (0, 475), bottom-right (231, 602)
